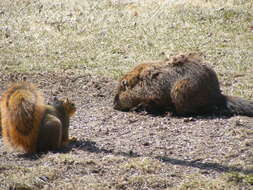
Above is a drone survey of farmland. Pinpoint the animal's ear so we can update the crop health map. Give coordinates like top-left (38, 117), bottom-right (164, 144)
top-left (51, 96), bottom-right (60, 106)
top-left (62, 98), bottom-right (67, 104)
top-left (151, 71), bottom-right (160, 80)
top-left (54, 96), bottom-right (58, 101)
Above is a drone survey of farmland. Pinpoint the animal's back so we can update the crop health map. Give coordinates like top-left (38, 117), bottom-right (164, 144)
top-left (114, 53), bottom-right (224, 114)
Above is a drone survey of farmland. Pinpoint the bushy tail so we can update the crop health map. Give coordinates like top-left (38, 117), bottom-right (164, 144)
top-left (1, 82), bottom-right (45, 152)
top-left (224, 95), bottom-right (253, 117)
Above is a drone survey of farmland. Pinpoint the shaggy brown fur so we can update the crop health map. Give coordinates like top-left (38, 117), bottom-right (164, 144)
top-left (114, 53), bottom-right (253, 116)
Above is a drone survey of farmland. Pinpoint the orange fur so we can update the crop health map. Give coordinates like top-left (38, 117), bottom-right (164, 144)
top-left (0, 82), bottom-right (76, 153)
top-left (1, 82), bottom-right (45, 153)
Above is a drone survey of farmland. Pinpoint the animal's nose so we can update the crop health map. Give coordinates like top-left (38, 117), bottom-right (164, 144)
top-left (113, 94), bottom-right (120, 110)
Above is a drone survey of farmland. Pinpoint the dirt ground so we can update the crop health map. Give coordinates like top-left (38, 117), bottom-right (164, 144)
top-left (0, 71), bottom-right (252, 190)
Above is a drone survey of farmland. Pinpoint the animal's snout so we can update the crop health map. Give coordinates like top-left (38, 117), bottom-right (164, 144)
top-left (113, 94), bottom-right (120, 110)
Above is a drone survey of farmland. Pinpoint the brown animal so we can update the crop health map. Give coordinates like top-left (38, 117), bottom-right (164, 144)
top-left (0, 82), bottom-right (76, 153)
top-left (114, 53), bottom-right (253, 116)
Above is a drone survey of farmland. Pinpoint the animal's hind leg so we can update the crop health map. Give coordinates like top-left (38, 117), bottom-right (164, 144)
top-left (37, 115), bottom-right (62, 152)
top-left (171, 78), bottom-right (214, 115)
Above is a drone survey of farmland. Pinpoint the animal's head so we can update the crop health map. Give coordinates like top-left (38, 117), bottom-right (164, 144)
top-left (114, 63), bottom-right (151, 111)
top-left (52, 97), bottom-right (76, 117)
top-left (113, 77), bottom-right (142, 111)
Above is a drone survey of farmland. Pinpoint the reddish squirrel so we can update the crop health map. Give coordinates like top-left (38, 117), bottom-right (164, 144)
top-left (114, 53), bottom-right (253, 116)
top-left (0, 82), bottom-right (76, 153)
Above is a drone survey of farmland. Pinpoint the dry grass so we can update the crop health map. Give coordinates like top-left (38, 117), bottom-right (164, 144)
top-left (1, 0), bottom-right (252, 79)
top-left (174, 172), bottom-right (253, 190)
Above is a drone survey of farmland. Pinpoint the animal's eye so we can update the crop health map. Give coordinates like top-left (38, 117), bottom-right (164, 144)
top-left (120, 79), bottom-right (128, 91)
top-left (121, 80), bottom-right (128, 87)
